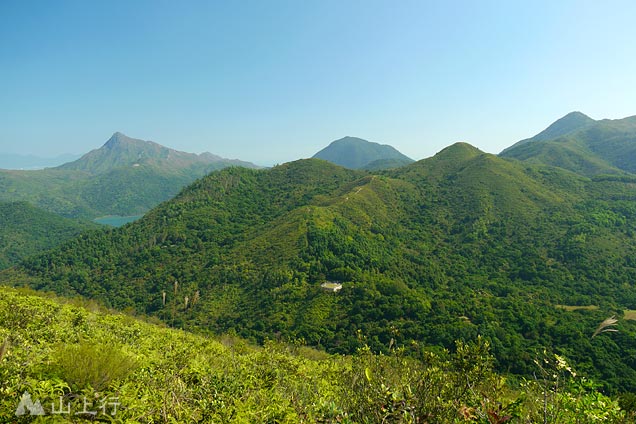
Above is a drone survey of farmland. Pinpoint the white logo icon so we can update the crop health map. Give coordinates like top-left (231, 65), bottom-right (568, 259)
top-left (15, 391), bottom-right (45, 416)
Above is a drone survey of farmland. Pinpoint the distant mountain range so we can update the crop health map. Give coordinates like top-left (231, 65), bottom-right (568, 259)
top-left (0, 132), bottom-right (259, 219)
top-left (0, 133), bottom-right (260, 268)
top-left (500, 112), bottom-right (636, 176)
top-left (312, 136), bottom-right (414, 169)
top-left (58, 132), bottom-right (255, 174)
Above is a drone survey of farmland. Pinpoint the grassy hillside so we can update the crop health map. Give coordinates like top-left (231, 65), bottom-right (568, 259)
top-left (0, 202), bottom-right (99, 269)
top-left (501, 113), bottom-right (636, 176)
top-left (502, 111), bottom-right (596, 153)
top-left (362, 157), bottom-right (415, 170)
top-left (0, 287), bottom-right (628, 422)
top-left (500, 140), bottom-right (624, 176)
top-left (4, 148), bottom-right (636, 391)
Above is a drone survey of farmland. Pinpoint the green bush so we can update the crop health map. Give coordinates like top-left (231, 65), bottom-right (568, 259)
top-left (52, 341), bottom-right (137, 391)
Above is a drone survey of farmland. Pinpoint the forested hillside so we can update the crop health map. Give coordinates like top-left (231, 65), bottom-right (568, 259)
top-left (4, 144), bottom-right (636, 391)
top-left (0, 132), bottom-right (258, 219)
top-left (0, 201), bottom-right (98, 269)
top-left (0, 287), bottom-right (629, 422)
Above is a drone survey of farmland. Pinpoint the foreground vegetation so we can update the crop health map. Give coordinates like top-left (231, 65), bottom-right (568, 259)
top-left (0, 287), bottom-right (633, 423)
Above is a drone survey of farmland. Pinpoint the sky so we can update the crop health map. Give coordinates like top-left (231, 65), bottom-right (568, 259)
top-left (2, 0), bottom-right (636, 166)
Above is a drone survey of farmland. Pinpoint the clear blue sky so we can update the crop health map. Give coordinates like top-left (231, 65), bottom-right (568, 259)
top-left (2, 0), bottom-right (636, 165)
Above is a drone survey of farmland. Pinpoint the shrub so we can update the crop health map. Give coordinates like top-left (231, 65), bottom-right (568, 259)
top-left (52, 341), bottom-right (137, 391)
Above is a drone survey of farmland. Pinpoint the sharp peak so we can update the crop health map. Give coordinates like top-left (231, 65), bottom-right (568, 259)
top-left (103, 132), bottom-right (158, 149)
top-left (531, 111), bottom-right (597, 140)
top-left (557, 111), bottom-right (595, 121)
top-left (105, 132), bottom-right (134, 145)
top-left (110, 131), bottom-right (133, 140)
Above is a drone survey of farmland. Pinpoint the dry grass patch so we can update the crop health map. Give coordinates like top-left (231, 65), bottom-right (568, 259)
top-left (624, 310), bottom-right (636, 321)
top-left (555, 305), bottom-right (599, 312)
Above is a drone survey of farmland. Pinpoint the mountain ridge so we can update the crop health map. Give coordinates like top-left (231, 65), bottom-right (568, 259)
top-left (500, 112), bottom-right (636, 176)
top-left (6, 143), bottom-right (636, 390)
top-left (0, 133), bottom-right (259, 219)
top-left (59, 132), bottom-right (257, 174)
top-left (501, 111), bottom-right (596, 154)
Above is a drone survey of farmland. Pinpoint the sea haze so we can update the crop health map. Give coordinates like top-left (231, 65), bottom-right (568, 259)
top-left (0, 153), bottom-right (81, 170)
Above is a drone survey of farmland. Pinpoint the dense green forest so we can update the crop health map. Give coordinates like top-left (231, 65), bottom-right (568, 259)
top-left (0, 201), bottom-right (99, 270)
top-left (4, 143), bottom-right (636, 393)
top-left (0, 287), bottom-right (631, 422)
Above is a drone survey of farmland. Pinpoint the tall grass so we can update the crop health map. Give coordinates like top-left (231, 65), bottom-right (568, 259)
top-left (52, 341), bottom-right (137, 391)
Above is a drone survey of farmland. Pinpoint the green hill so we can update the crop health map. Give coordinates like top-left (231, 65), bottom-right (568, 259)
top-left (501, 112), bottom-right (636, 176)
top-left (4, 147), bottom-right (636, 391)
top-left (361, 157), bottom-right (415, 170)
top-left (1, 287), bottom-right (626, 422)
top-left (501, 111), bottom-right (596, 153)
top-left (0, 133), bottom-right (259, 219)
top-left (312, 136), bottom-right (414, 169)
top-left (0, 202), bottom-right (98, 269)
